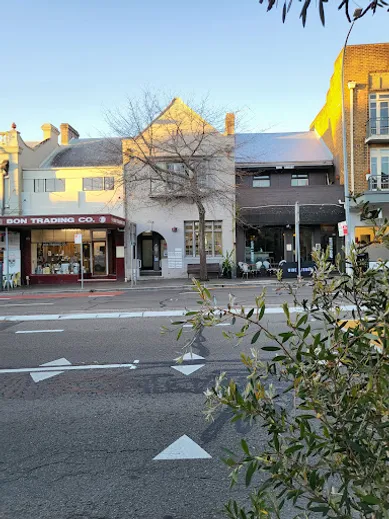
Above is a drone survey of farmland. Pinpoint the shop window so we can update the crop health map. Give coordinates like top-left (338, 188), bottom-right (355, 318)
top-left (253, 175), bottom-right (270, 188)
top-left (31, 229), bottom-right (93, 275)
top-left (291, 174), bottom-right (309, 187)
top-left (185, 220), bottom-right (222, 257)
top-left (34, 179), bottom-right (65, 192)
top-left (83, 177), bottom-right (115, 191)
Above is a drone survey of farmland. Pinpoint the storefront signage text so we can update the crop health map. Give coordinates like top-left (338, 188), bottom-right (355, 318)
top-left (0, 214), bottom-right (126, 227)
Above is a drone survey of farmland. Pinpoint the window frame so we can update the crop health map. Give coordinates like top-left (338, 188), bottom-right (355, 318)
top-left (291, 173), bottom-right (309, 187)
top-left (34, 178), bottom-right (65, 193)
top-left (369, 92), bottom-right (389, 135)
top-left (82, 177), bottom-right (115, 191)
top-left (185, 220), bottom-right (223, 257)
top-left (252, 174), bottom-right (270, 188)
top-left (370, 148), bottom-right (389, 190)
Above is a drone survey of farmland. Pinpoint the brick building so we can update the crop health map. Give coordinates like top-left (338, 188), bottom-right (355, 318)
top-left (311, 43), bottom-right (389, 265)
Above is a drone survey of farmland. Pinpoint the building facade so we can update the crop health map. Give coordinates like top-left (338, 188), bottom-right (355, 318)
top-left (122, 98), bottom-right (236, 279)
top-left (311, 43), bottom-right (389, 266)
top-left (235, 132), bottom-right (345, 266)
top-left (1, 123), bottom-right (126, 285)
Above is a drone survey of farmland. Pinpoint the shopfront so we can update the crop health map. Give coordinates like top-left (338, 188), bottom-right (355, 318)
top-left (0, 214), bottom-right (126, 284)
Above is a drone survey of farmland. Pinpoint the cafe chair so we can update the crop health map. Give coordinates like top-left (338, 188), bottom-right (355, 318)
top-left (254, 260), bottom-right (263, 276)
top-left (241, 263), bottom-right (251, 279)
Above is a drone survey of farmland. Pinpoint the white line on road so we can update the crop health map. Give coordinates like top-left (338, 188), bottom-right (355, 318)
top-left (0, 362), bottom-right (138, 375)
top-left (88, 295), bottom-right (116, 298)
top-left (0, 305), bottom-right (358, 322)
top-left (0, 302), bottom-right (55, 307)
top-left (15, 329), bottom-right (64, 334)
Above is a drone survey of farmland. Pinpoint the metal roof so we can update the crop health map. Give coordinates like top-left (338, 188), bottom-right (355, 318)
top-left (235, 131), bottom-right (333, 166)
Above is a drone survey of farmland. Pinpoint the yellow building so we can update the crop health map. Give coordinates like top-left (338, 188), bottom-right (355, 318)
top-left (311, 43), bottom-right (389, 265)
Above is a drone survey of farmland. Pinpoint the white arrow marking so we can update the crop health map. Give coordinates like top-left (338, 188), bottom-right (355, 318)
top-left (153, 435), bottom-right (211, 460)
top-left (174, 352), bottom-right (204, 361)
top-left (171, 364), bottom-right (204, 376)
top-left (30, 357), bottom-right (71, 383)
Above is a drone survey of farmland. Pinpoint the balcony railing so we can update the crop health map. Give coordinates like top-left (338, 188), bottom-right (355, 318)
top-left (367, 174), bottom-right (389, 191)
top-left (366, 118), bottom-right (389, 140)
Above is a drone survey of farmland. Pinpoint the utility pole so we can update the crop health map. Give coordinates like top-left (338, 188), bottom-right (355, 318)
top-left (295, 201), bottom-right (301, 281)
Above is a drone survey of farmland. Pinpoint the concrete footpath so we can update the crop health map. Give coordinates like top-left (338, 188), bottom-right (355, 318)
top-left (0, 276), bottom-right (304, 297)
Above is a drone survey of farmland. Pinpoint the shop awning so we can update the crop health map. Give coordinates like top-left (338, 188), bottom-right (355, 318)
top-left (0, 214), bottom-right (126, 228)
top-left (240, 205), bottom-right (345, 226)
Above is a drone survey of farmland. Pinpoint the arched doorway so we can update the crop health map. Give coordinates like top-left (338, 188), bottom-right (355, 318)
top-left (138, 231), bottom-right (167, 277)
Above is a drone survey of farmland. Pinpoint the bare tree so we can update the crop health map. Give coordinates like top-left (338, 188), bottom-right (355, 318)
top-left (106, 92), bottom-right (235, 281)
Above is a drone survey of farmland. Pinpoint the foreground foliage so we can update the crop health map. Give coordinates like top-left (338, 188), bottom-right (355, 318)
top-left (175, 215), bottom-right (389, 518)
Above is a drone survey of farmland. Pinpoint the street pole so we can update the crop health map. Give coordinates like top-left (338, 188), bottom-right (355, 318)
top-left (5, 227), bottom-right (9, 291)
top-left (341, 10), bottom-right (360, 274)
top-left (80, 240), bottom-right (84, 290)
top-left (295, 202), bottom-right (301, 281)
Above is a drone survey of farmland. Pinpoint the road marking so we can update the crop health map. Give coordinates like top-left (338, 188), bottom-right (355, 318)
top-left (30, 357), bottom-right (71, 382)
top-left (0, 302), bottom-right (55, 307)
top-left (175, 353), bottom-right (205, 361)
top-left (0, 361), bottom-right (139, 376)
top-left (153, 435), bottom-right (211, 460)
top-left (15, 329), bottom-right (64, 334)
top-left (0, 305), bottom-right (358, 322)
top-left (88, 295), bottom-right (116, 298)
top-left (171, 364), bottom-right (205, 376)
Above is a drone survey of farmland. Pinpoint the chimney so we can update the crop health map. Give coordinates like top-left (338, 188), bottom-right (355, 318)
top-left (41, 123), bottom-right (60, 142)
top-left (60, 123), bottom-right (80, 145)
top-left (225, 113), bottom-right (235, 135)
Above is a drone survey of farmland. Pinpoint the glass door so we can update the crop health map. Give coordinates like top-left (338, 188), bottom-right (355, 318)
top-left (93, 242), bottom-right (107, 275)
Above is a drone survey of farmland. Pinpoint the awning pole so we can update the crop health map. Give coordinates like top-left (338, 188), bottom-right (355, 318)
top-left (5, 226), bottom-right (9, 291)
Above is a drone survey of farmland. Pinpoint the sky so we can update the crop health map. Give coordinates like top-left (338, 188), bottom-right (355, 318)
top-left (1, 0), bottom-right (388, 141)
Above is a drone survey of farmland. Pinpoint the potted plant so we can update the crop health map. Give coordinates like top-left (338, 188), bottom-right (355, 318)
top-left (222, 249), bottom-right (234, 279)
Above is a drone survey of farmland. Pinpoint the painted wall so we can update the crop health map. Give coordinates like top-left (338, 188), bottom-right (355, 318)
top-left (1, 126), bottom-right (59, 216)
top-left (123, 97), bottom-right (236, 279)
top-left (22, 166), bottom-right (124, 217)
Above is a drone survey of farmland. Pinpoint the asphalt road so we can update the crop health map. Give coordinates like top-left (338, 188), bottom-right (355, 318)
top-left (0, 313), bottom-right (308, 519)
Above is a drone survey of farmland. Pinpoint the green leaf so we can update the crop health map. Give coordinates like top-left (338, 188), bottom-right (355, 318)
top-left (245, 462), bottom-right (256, 487)
top-left (176, 327), bottom-right (183, 340)
top-left (251, 330), bottom-right (261, 344)
top-left (310, 506), bottom-right (330, 513)
top-left (258, 304), bottom-right (266, 321)
top-left (247, 308), bottom-right (254, 319)
top-left (284, 444), bottom-right (304, 455)
top-left (261, 346), bottom-right (281, 351)
top-left (361, 495), bottom-right (381, 505)
top-left (241, 439), bottom-right (250, 456)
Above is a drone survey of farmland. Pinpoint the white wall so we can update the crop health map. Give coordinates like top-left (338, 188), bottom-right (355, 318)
top-left (22, 167), bottom-right (124, 217)
top-left (126, 155), bottom-right (235, 279)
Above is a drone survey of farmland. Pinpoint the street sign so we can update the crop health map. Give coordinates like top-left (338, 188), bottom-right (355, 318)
top-left (74, 233), bottom-right (82, 244)
top-left (338, 221), bottom-right (348, 237)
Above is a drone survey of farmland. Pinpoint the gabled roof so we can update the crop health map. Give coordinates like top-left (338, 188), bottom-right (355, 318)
top-left (42, 138), bottom-right (122, 168)
top-left (235, 131), bottom-right (333, 167)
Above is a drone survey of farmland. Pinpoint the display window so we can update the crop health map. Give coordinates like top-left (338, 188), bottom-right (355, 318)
top-left (31, 229), bottom-right (107, 275)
